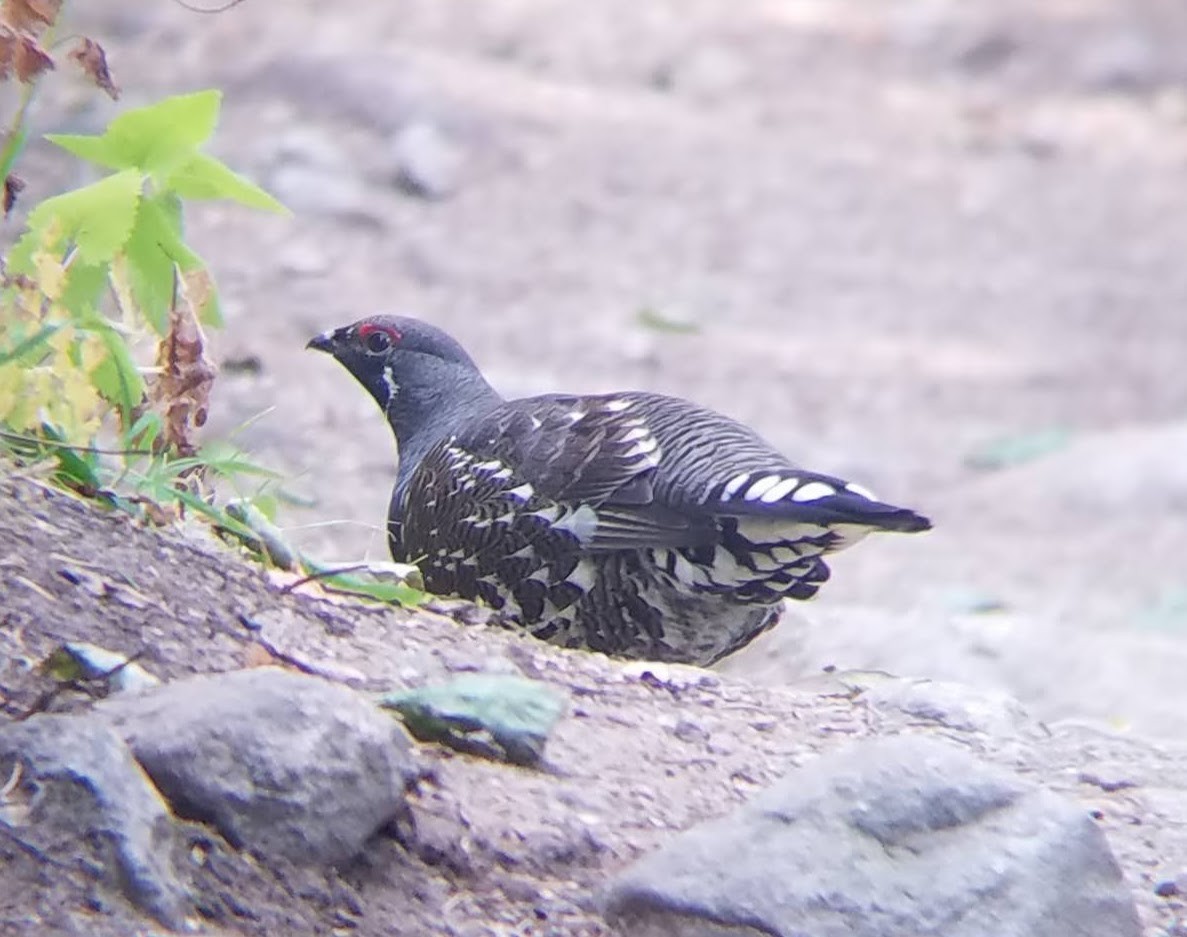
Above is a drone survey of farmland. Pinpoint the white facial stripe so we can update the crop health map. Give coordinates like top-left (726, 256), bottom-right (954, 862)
top-left (792, 481), bottom-right (836, 502)
top-left (759, 476), bottom-right (800, 503)
top-left (381, 363), bottom-right (400, 401)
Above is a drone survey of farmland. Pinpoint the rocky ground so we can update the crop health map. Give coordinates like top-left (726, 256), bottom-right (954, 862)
top-left (2, 470), bottom-right (1186, 936)
top-left (10, 0), bottom-right (1180, 737)
top-left (3, 0), bottom-right (1187, 931)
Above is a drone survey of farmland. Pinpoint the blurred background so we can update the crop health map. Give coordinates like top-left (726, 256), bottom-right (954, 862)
top-left (19, 0), bottom-right (1187, 735)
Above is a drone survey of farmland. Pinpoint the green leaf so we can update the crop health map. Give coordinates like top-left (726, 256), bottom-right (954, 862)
top-left (165, 153), bottom-right (287, 213)
top-left (48, 90), bottom-right (223, 176)
top-left (0, 323), bottom-right (61, 365)
top-left (27, 169), bottom-right (143, 265)
top-left (5, 227), bottom-right (41, 275)
top-left (90, 324), bottom-right (145, 418)
top-left (45, 133), bottom-right (129, 172)
top-left (636, 307), bottom-right (701, 335)
top-left (42, 643), bottom-right (160, 693)
top-left (123, 409), bottom-right (162, 451)
top-left (0, 126), bottom-right (29, 182)
top-left (197, 278), bottom-right (223, 327)
top-left (123, 193), bottom-right (201, 335)
top-left (40, 425), bottom-right (103, 491)
top-left (379, 675), bottom-right (567, 766)
top-left (60, 260), bottom-right (110, 313)
top-left (224, 500), bottom-right (297, 569)
top-left (198, 441), bottom-right (282, 479)
top-left (170, 488), bottom-right (261, 542)
top-left (321, 574), bottom-right (425, 606)
top-left (965, 427), bottom-right (1073, 471)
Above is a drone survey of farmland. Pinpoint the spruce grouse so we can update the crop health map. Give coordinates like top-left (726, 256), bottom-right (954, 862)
top-left (309, 316), bottom-right (931, 666)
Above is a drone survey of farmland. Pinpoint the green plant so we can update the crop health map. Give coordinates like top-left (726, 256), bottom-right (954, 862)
top-left (1, 88), bottom-right (283, 530)
top-left (0, 8), bottom-right (422, 605)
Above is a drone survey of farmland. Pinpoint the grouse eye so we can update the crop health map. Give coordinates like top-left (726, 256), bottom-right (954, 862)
top-left (361, 328), bottom-right (393, 354)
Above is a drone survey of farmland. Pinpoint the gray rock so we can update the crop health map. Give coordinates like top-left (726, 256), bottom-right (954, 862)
top-left (1076, 33), bottom-right (1162, 94)
top-left (864, 678), bottom-right (1029, 735)
top-left (98, 667), bottom-right (418, 867)
top-left (265, 126), bottom-right (378, 221)
top-left (388, 121), bottom-right (464, 200)
top-left (0, 715), bottom-right (191, 928)
top-left (603, 735), bottom-right (1140, 937)
top-left (275, 239), bottom-right (331, 278)
top-left (268, 163), bottom-right (375, 221)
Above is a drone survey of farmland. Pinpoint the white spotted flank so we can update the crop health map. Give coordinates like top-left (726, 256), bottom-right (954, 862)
top-left (720, 472), bottom-right (750, 501)
top-left (759, 476), bottom-right (800, 503)
top-left (791, 481), bottom-right (836, 502)
top-left (744, 474), bottom-right (784, 501)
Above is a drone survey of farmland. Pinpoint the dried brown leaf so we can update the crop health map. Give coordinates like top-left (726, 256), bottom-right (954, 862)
top-left (1, 0), bottom-right (61, 34)
top-left (140, 499), bottom-right (178, 526)
top-left (147, 293), bottom-right (216, 457)
top-left (12, 32), bottom-right (52, 83)
top-left (3, 173), bottom-right (24, 216)
top-left (67, 37), bottom-right (118, 99)
top-left (243, 642), bottom-right (279, 668)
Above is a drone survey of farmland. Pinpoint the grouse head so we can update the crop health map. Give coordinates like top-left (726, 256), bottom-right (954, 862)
top-left (308, 315), bottom-right (503, 470)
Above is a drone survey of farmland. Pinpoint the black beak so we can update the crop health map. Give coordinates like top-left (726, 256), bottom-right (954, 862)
top-left (306, 330), bottom-right (337, 353)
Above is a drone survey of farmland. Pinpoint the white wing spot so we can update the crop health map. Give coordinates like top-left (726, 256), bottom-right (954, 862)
top-left (720, 473), bottom-right (750, 501)
top-left (744, 474), bottom-right (784, 501)
top-left (603, 399), bottom-right (632, 412)
top-left (473, 459), bottom-right (504, 472)
top-left (845, 482), bottom-right (878, 501)
top-left (620, 426), bottom-right (651, 443)
top-left (759, 476), bottom-right (800, 503)
top-left (444, 445), bottom-right (471, 467)
top-left (792, 481), bottom-right (837, 502)
top-left (623, 436), bottom-right (659, 459)
top-left (566, 409), bottom-right (586, 423)
top-left (506, 483), bottom-right (535, 502)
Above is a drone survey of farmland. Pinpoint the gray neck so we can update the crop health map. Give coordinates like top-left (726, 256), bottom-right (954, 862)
top-left (384, 355), bottom-right (503, 509)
